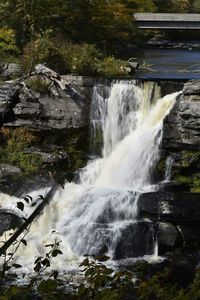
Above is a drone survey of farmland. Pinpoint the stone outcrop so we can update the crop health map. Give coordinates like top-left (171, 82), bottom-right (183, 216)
top-left (0, 82), bottom-right (19, 119)
top-left (162, 80), bottom-right (200, 150)
top-left (1, 67), bottom-right (92, 131)
top-left (138, 192), bottom-right (200, 224)
top-left (0, 63), bottom-right (22, 80)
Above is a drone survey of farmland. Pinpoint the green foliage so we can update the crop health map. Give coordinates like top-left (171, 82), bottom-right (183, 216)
top-left (61, 43), bottom-right (102, 75)
top-left (22, 37), bottom-right (128, 76)
top-left (0, 27), bottom-right (19, 58)
top-left (26, 76), bottom-right (50, 94)
top-left (21, 30), bottom-right (66, 74)
top-left (97, 56), bottom-right (129, 76)
top-left (0, 127), bottom-right (41, 173)
top-left (76, 256), bottom-right (134, 300)
top-left (137, 267), bottom-right (200, 300)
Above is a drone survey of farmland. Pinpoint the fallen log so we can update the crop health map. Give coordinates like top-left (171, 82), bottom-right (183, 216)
top-left (0, 183), bottom-right (59, 256)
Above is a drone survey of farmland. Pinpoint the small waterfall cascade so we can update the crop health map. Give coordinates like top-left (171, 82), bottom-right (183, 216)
top-left (164, 156), bottom-right (174, 182)
top-left (0, 81), bottom-right (179, 273)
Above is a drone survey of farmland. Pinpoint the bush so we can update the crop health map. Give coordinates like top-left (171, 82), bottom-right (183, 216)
top-left (97, 56), bottom-right (128, 76)
top-left (26, 76), bottom-right (50, 94)
top-left (0, 27), bottom-right (19, 58)
top-left (60, 43), bottom-right (102, 75)
top-left (22, 30), bottom-right (66, 74)
top-left (0, 127), bottom-right (41, 173)
top-left (22, 34), bottom-right (128, 77)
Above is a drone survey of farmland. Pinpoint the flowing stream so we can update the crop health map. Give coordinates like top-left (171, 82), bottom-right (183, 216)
top-left (0, 81), bottom-right (179, 275)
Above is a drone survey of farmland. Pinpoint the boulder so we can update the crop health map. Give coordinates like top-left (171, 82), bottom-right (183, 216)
top-left (157, 222), bottom-right (182, 253)
top-left (0, 63), bottom-right (22, 80)
top-left (0, 164), bottom-right (22, 181)
top-left (0, 172), bottom-right (54, 197)
top-left (162, 88), bottom-right (200, 150)
top-left (113, 221), bottom-right (155, 259)
top-left (138, 192), bottom-right (200, 224)
top-left (0, 209), bottom-right (23, 236)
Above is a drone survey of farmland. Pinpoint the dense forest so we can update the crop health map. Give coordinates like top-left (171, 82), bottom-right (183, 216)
top-left (0, 0), bottom-right (200, 75)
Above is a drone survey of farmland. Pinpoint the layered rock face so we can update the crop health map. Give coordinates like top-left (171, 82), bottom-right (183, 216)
top-left (139, 81), bottom-right (200, 254)
top-left (0, 67), bottom-right (95, 195)
top-left (162, 80), bottom-right (200, 150)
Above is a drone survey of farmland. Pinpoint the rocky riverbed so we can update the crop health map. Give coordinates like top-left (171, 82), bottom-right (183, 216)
top-left (0, 64), bottom-right (200, 286)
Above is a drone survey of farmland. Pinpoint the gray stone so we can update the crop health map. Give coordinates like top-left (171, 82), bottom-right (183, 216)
top-left (4, 74), bottom-right (90, 131)
top-left (162, 90), bottom-right (200, 150)
top-left (0, 209), bottom-right (23, 236)
top-left (182, 80), bottom-right (200, 95)
top-left (157, 222), bottom-right (181, 253)
top-left (0, 63), bottom-right (22, 79)
top-left (24, 147), bottom-right (68, 164)
top-left (138, 192), bottom-right (200, 224)
top-left (0, 164), bottom-right (22, 180)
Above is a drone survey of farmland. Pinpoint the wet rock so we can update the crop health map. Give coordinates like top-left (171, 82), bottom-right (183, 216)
top-left (158, 181), bottom-right (190, 192)
top-left (0, 209), bottom-right (23, 236)
top-left (114, 221), bottom-right (155, 259)
top-left (157, 222), bottom-right (182, 254)
top-left (0, 172), bottom-right (54, 197)
top-left (138, 192), bottom-right (200, 224)
top-left (176, 225), bottom-right (200, 247)
top-left (0, 164), bottom-right (22, 181)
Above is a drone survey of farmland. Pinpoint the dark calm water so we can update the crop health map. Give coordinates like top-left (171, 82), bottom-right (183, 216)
top-left (132, 48), bottom-right (200, 80)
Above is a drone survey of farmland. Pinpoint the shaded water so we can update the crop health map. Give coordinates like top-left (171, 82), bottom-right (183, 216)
top-left (0, 81), bottom-right (178, 276)
top-left (133, 48), bottom-right (200, 79)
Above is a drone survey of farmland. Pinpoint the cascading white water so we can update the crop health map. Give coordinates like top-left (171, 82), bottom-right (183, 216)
top-left (0, 81), bottom-right (178, 274)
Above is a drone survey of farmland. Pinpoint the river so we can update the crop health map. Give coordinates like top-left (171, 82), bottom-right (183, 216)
top-left (132, 48), bottom-right (200, 80)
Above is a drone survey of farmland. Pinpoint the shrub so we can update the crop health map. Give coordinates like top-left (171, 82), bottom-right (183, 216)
top-left (0, 127), bottom-right (41, 173)
top-left (61, 43), bottom-right (102, 75)
top-left (0, 27), bottom-right (19, 58)
top-left (26, 76), bottom-right (50, 94)
top-left (21, 30), bottom-right (66, 74)
top-left (97, 56), bottom-right (128, 76)
top-left (22, 33), bottom-right (129, 77)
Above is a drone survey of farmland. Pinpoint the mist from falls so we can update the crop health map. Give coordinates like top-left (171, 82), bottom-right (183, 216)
top-left (0, 80), bottom-right (179, 274)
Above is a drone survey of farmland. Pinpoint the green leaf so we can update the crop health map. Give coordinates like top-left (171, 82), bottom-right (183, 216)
top-left (95, 255), bottom-right (110, 262)
top-left (34, 257), bottom-right (42, 264)
top-left (52, 249), bottom-right (63, 257)
top-left (34, 262), bottom-right (41, 273)
top-left (45, 243), bottom-right (54, 248)
top-left (4, 265), bottom-right (11, 271)
top-left (52, 270), bottom-right (58, 279)
top-left (80, 258), bottom-right (89, 267)
top-left (13, 263), bottom-right (22, 269)
top-left (41, 258), bottom-right (50, 267)
top-left (17, 201), bottom-right (24, 211)
top-left (23, 195), bottom-right (32, 203)
top-left (21, 239), bottom-right (27, 246)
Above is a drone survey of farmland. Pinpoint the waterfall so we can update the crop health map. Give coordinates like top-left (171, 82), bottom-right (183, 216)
top-left (0, 81), bottom-right (178, 274)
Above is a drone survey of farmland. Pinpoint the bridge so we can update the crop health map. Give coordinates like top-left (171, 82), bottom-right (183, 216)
top-left (134, 13), bottom-right (200, 30)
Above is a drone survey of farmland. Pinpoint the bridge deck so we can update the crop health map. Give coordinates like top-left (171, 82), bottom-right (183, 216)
top-left (134, 13), bottom-right (200, 30)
